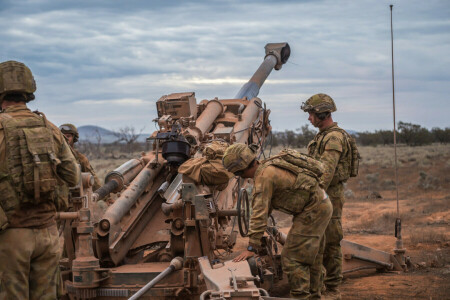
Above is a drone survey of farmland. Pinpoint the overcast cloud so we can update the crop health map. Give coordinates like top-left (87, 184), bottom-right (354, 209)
top-left (1, 0), bottom-right (449, 132)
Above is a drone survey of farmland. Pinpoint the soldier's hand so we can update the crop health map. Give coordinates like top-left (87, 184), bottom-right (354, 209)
top-left (233, 250), bottom-right (255, 262)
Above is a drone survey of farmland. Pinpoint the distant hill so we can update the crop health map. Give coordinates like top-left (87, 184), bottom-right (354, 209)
top-left (78, 125), bottom-right (150, 143)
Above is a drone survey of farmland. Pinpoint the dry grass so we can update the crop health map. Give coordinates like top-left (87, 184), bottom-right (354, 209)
top-left (408, 229), bottom-right (448, 246)
top-left (88, 144), bottom-right (450, 241)
top-left (356, 144), bottom-right (450, 167)
top-left (407, 228), bottom-right (450, 269)
top-left (266, 144), bottom-right (448, 168)
top-left (347, 210), bottom-right (412, 235)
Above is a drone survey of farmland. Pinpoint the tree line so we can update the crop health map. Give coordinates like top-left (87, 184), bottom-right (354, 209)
top-left (271, 122), bottom-right (450, 148)
top-left (78, 121), bottom-right (449, 160)
top-left (78, 126), bottom-right (148, 159)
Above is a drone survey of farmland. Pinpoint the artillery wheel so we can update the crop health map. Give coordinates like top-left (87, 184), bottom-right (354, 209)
top-left (237, 188), bottom-right (250, 237)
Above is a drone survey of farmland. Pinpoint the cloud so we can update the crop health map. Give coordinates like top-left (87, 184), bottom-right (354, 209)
top-left (74, 98), bottom-right (148, 106)
top-left (1, 0), bottom-right (449, 131)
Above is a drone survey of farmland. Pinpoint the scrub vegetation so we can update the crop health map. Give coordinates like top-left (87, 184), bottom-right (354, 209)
top-left (87, 141), bottom-right (450, 299)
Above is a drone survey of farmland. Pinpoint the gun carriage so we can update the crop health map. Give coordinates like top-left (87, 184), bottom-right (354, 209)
top-left (58, 42), bottom-right (407, 300)
top-left (58, 43), bottom-right (290, 299)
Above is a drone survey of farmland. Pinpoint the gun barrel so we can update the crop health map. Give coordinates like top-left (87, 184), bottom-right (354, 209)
top-left (93, 158), bottom-right (146, 201)
top-left (195, 99), bottom-right (224, 134)
top-left (94, 180), bottom-right (119, 201)
top-left (234, 42), bottom-right (290, 100)
top-left (99, 155), bottom-right (162, 232)
top-left (233, 98), bottom-right (263, 143)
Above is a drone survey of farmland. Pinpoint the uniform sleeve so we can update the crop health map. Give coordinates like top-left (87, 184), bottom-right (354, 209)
top-left (57, 135), bottom-right (80, 187)
top-left (92, 173), bottom-right (103, 191)
top-left (85, 162), bottom-right (102, 191)
top-left (248, 168), bottom-right (273, 248)
top-left (77, 152), bottom-right (102, 190)
top-left (319, 133), bottom-right (344, 189)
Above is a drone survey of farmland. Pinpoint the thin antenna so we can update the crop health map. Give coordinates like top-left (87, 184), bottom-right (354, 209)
top-left (390, 5), bottom-right (400, 220)
top-left (390, 4), bottom-right (406, 270)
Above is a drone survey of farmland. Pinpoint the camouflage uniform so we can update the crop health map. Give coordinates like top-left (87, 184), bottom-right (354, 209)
top-left (0, 105), bottom-right (79, 299)
top-left (249, 160), bottom-right (332, 299)
top-left (60, 123), bottom-right (102, 191)
top-left (307, 122), bottom-right (349, 290)
top-left (0, 61), bottom-right (79, 299)
top-left (223, 144), bottom-right (332, 298)
top-left (179, 141), bottom-right (233, 190)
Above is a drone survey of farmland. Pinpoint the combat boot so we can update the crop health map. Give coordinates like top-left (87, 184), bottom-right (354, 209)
top-left (321, 287), bottom-right (341, 300)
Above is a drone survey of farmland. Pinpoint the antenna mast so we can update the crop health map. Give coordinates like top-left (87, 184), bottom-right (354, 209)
top-left (390, 4), bottom-right (406, 270)
top-left (390, 5), bottom-right (399, 221)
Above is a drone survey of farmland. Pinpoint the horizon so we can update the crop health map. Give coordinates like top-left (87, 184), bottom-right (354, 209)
top-left (76, 121), bottom-right (446, 138)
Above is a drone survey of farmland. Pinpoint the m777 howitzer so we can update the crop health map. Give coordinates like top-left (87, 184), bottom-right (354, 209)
top-left (59, 42), bottom-right (408, 300)
top-left (59, 42), bottom-right (291, 300)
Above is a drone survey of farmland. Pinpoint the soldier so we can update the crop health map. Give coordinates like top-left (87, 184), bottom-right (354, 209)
top-left (301, 93), bottom-right (359, 300)
top-left (223, 144), bottom-right (332, 299)
top-left (59, 123), bottom-right (102, 191)
top-left (0, 60), bottom-right (79, 299)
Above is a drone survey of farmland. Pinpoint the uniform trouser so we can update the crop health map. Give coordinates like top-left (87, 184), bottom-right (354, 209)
top-left (0, 224), bottom-right (61, 300)
top-left (281, 196), bottom-right (332, 299)
top-left (324, 183), bottom-right (345, 290)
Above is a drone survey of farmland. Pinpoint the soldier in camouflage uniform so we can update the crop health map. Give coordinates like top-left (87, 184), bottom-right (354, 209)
top-left (59, 123), bottom-right (102, 191)
top-left (223, 144), bottom-right (332, 299)
top-left (0, 61), bottom-right (79, 299)
top-left (301, 93), bottom-right (359, 300)
top-left (179, 141), bottom-right (233, 191)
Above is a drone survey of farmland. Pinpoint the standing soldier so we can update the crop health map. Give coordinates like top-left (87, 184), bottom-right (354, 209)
top-left (0, 60), bottom-right (79, 299)
top-left (301, 93), bottom-right (359, 300)
top-left (224, 144), bottom-right (332, 299)
top-left (59, 123), bottom-right (102, 191)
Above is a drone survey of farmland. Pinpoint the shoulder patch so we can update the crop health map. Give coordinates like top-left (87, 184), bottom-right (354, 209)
top-left (323, 133), bottom-right (344, 152)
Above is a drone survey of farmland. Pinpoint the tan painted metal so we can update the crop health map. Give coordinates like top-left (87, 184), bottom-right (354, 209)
top-left (233, 97), bottom-right (263, 143)
top-left (275, 230), bottom-right (404, 274)
top-left (62, 43), bottom-right (298, 300)
top-left (99, 154), bottom-right (162, 233)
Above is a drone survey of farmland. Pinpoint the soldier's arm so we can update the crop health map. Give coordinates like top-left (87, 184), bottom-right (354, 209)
top-left (92, 174), bottom-right (102, 191)
top-left (319, 134), bottom-right (343, 189)
top-left (78, 153), bottom-right (102, 190)
top-left (84, 163), bottom-right (102, 191)
top-left (248, 169), bottom-right (274, 248)
top-left (57, 136), bottom-right (80, 187)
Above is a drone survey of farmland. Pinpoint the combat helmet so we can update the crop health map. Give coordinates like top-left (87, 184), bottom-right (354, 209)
top-left (222, 143), bottom-right (257, 174)
top-left (59, 123), bottom-right (79, 143)
top-left (0, 61), bottom-right (36, 99)
top-left (301, 93), bottom-right (337, 113)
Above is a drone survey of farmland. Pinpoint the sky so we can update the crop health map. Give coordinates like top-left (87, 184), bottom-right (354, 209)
top-left (1, 0), bottom-right (449, 133)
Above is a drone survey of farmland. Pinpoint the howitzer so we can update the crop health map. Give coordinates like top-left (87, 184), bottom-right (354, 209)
top-left (61, 42), bottom-right (408, 300)
top-left (62, 43), bottom-right (291, 299)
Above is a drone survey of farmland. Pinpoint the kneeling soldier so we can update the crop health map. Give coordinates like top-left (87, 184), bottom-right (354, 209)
top-left (223, 144), bottom-right (332, 299)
